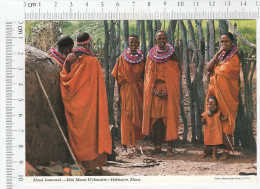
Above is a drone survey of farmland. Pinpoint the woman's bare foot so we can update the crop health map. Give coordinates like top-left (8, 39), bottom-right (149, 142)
top-left (166, 147), bottom-right (174, 157)
top-left (212, 155), bottom-right (218, 161)
top-left (200, 152), bottom-right (207, 159)
top-left (219, 152), bottom-right (230, 161)
top-left (151, 146), bottom-right (162, 154)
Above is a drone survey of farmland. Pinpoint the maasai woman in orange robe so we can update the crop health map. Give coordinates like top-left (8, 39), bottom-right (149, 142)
top-left (60, 32), bottom-right (112, 175)
top-left (206, 32), bottom-right (240, 160)
top-left (49, 36), bottom-right (74, 68)
top-left (201, 96), bottom-right (228, 161)
top-left (112, 35), bottom-right (145, 153)
top-left (143, 30), bottom-right (180, 157)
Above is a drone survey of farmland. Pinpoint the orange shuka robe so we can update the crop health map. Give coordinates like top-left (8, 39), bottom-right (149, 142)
top-left (142, 55), bottom-right (180, 141)
top-left (201, 111), bottom-right (223, 145)
top-left (206, 54), bottom-right (240, 134)
top-left (60, 54), bottom-right (112, 162)
top-left (112, 55), bottom-right (145, 146)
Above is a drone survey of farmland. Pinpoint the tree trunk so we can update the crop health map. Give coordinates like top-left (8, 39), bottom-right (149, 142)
top-left (25, 45), bottom-right (71, 165)
top-left (104, 21), bottom-right (110, 98)
top-left (167, 20), bottom-right (177, 46)
top-left (141, 20), bottom-right (147, 59)
top-left (179, 20), bottom-right (196, 142)
top-left (116, 20), bottom-right (122, 138)
top-left (146, 20), bottom-right (154, 50)
top-left (116, 21), bottom-right (121, 57)
top-left (226, 20), bottom-right (256, 49)
top-left (195, 21), bottom-right (206, 111)
top-left (136, 20), bottom-right (141, 39)
top-left (206, 22), bottom-right (209, 62)
top-left (234, 51), bottom-right (256, 151)
top-left (108, 21), bottom-right (116, 125)
top-left (233, 22), bottom-right (238, 45)
top-left (154, 20), bottom-right (161, 33)
top-left (175, 40), bottom-right (189, 142)
top-left (208, 20), bottom-right (215, 60)
top-left (123, 21), bottom-right (129, 49)
top-left (218, 20), bottom-right (228, 36)
top-left (187, 20), bottom-right (201, 142)
top-left (195, 20), bottom-right (206, 142)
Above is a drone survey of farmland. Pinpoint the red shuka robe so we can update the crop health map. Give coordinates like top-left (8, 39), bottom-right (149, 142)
top-left (206, 54), bottom-right (240, 134)
top-left (112, 55), bottom-right (145, 146)
top-left (60, 54), bottom-right (112, 162)
top-left (142, 55), bottom-right (180, 141)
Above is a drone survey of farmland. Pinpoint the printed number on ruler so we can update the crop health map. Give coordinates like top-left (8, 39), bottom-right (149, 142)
top-left (23, 0), bottom-right (260, 20)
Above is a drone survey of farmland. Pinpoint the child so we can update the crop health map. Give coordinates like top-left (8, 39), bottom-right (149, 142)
top-left (201, 96), bottom-right (228, 160)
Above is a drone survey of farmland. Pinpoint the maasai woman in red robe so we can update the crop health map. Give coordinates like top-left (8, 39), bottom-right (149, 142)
top-left (143, 30), bottom-right (180, 157)
top-left (206, 32), bottom-right (240, 160)
top-left (60, 32), bottom-right (112, 175)
top-left (112, 34), bottom-right (145, 154)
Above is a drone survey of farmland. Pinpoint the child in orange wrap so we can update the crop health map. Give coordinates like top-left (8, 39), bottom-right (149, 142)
top-left (201, 96), bottom-right (228, 161)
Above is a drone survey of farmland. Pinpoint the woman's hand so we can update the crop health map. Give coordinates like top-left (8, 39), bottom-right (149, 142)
top-left (217, 46), bottom-right (225, 56)
top-left (206, 46), bottom-right (224, 71)
top-left (201, 117), bottom-right (206, 124)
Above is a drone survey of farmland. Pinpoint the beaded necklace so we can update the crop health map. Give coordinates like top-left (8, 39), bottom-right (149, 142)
top-left (149, 43), bottom-right (174, 63)
top-left (49, 47), bottom-right (66, 67)
top-left (123, 48), bottom-right (144, 64)
top-left (73, 47), bottom-right (94, 56)
top-left (218, 44), bottom-right (239, 62)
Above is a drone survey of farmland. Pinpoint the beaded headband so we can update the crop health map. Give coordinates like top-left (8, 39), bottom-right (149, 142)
top-left (77, 35), bottom-right (91, 45)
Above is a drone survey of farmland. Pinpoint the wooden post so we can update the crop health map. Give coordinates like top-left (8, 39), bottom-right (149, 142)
top-left (167, 20), bottom-right (177, 46)
top-left (175, 40), bottom-right (189, 142)
top-left (123, 21), bottom-right (129, 49)
top-left (108, 21), bottom-right (116, 125)
top-left (179, 20), bottom-right (196, 142)
top-left (116, 20), bottom-right (122, 138)
top-left (187, 20), bottom-right (201, 142)
top-left (104, 20), bottom-right (110, 98)
top-left (218, 20), bottom-right (229, 36)
top-left (136, 20), bottom-right (141, 39)
top-left (140, 20), bottom-right (147, 59)
top-left (146, 20), bottom-right (153, 50)
top-left (208, 20), bottom-right (215, 60)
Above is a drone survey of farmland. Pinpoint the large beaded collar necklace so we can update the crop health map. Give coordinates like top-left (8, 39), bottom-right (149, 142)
top-left (123, 48), bottom-right (144, 64)
top-left (49, 47), bottom-right (66, 67)
top-left (218, 44), bottom-right (239, 62)
top-left (73, 47), bottom-right (94, 56)
top-left (149, 43), bottom-right (174, 63)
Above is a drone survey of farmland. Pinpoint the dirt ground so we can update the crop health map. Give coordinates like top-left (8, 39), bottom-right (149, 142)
top-left (101, 61), bottom-right (257, 177)
top-left (100, 139), bottom-right (256, 176)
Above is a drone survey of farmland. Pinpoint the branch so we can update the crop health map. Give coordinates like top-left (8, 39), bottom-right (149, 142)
top-left (226, 20), bottom-right (256, 49)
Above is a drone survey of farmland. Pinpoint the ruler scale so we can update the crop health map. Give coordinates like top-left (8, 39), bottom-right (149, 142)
top-left (22, 0), bottom-right (260, 20)
top-left (5, 20), bottom-right (25, 189)
top-left (0, 0), bottom-right (259, 189)
top-left (6, 22), bottom-right (15, 189)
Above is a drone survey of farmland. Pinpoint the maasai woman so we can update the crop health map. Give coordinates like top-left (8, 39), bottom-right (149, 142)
top-left (206, 32), bottom-right (240, 160)
top-left (112, 34), bottom-right (145, 154)
top-left (50, 36), bottom-right (74, 67)
top-left (60, 32), bottom-right (112, 175)
top-left (142, 30), bottom-right (180, 157)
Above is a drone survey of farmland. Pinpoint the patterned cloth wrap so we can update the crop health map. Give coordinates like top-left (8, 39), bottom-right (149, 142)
top-left (49, 47), bottom-right (66, 66)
